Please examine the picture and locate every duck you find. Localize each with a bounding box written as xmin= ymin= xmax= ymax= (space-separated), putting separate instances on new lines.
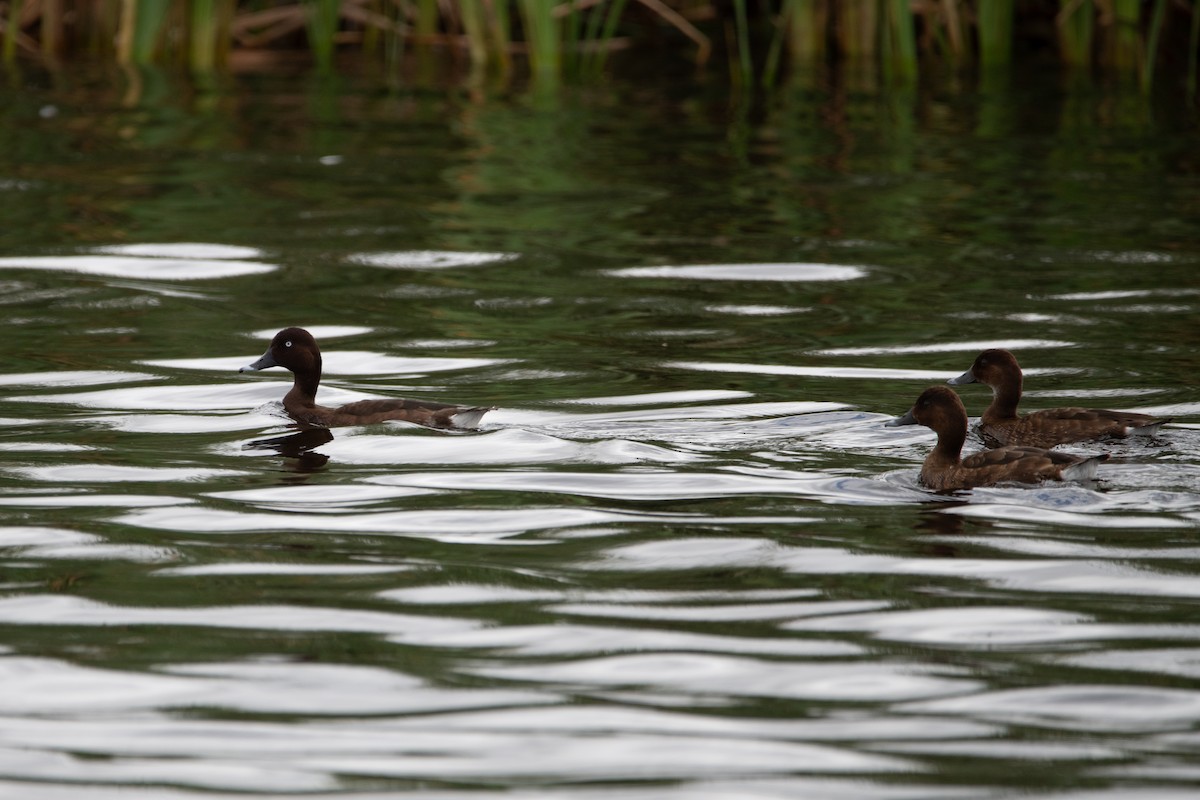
xmin=887 ymin=386 xmax=1107 ymax=491
xmin=947 ymin=348 xmax=1169 ymax=448
xmin=238 ymin=327 xmax=493 ymax=428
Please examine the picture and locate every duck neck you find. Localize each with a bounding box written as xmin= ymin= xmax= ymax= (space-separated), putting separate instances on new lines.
xmin=986 ymin=374 xmax=1022 ymax=421
xmin=286 ymin=360 xmax=321 ymax=408
xmin=930 ymin=422 xmax=966 ymax=465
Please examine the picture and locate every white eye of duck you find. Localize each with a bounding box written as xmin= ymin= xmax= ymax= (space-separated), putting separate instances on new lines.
xmin=285 ymin=341 xmax=293 ymax=348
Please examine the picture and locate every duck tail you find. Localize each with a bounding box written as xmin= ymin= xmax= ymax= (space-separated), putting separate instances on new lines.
xmin=1129 ymin=419 xmax=1170 ymax=436
xmin=450 ymin=406 xmax=496 ymax=429
xmin=1061 ymin=453 xmax=1110 ymax=482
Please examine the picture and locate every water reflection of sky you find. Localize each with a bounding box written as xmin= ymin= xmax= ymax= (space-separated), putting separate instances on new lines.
xmin=0 ymin=72 xmax=1198 ymax=800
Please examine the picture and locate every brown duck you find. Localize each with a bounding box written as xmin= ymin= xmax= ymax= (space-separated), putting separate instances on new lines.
xmin=948 ymin=348 xmax=1168 ymax=448
xmin=888 ymin=386 xmax=1107 ymax=491
xmin=239 ymin=327 xmax=492 ymax=428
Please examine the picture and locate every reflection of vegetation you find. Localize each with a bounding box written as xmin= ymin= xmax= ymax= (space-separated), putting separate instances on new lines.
xmin=0 ymin=1 xmax=1196 ymax=92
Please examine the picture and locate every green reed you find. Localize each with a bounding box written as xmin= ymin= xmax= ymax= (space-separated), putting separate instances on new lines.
xmin=977 ymin=0 xmax=1013 ymax=68
xmin=2 ymin=0 xmax=20 ymax=63
xmin=0 ymin=0 xmax=1196 ymax=95
xmin=115 ymin=0 xmax=171 ymax=65
xmin=881 ymin=0 xmax=917 ymax=81
xmin=1057 ymin=0 xmax=1094 ymax=68
xmin=518 ymin=0 xmax=560 ymax=80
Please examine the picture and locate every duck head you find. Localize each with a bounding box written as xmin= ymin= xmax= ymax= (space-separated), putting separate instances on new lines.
xmin=887 ymin=385 xmax=968 ymax=433
xmin=948 ymin=348 xmax=1022 ymax=390
xmin=239 ymin=327 xmax=322 ymax=376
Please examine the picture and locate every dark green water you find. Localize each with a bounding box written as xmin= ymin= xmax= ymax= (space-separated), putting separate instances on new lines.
xmin=0 ymin=64 xmax=1199 ymax=798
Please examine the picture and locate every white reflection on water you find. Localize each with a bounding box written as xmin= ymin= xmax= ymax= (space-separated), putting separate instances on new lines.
xmin=0 ymin=255 xmax=275 ymax=280
xmin=0 ymin=595 xmax=482 ymax=637
xmin=156 ymin=563 xmax=412 ymax=577
xmin=0 ymin=370 xmax=153 ymax=388
xmin=249 ymin=324 xmax=373 ymax=340
xmin=116 ymin=504 xmax=694 ymax=541
xmin=0 ymin=779 xmax=1000 ymax=800
xmin=585 ymin=538 xmax=1200 ymax=601
xmin=94 ymin=243 xmax=264 ymax=260
xmin=556 ymin=389 xmax=752 ymax=406
xmin=668 ymin=361 xmax=959 ymax=380
xmin=348 ymin=250 xmax=517 ymax=269
xmin=392 ymin=621 xmax=863 ymax=658
xmin=466 ymin=652 xmax=980 ymax=702
xmin=0 ymin=494 xmax=190 ymax=508
xmin=7 ymin=465 xmax=249 ymax=483
xmin=608 ymin=263 xmax=867 ymax=281
xmin=151 ymin=351 xmax=505 ymax=375
xmin=206 ymin=483 xmax=436 ymax=509
xmin=706 ymin=303 xmax=809 ymax=315
xmin=811 ymin=339 xmax=1075 ymax=356
xmin=312 ymin=428 xmax=706 ymax=466
xmin=372 ymin=467 xmax=926 ymax=505
xmin=900 ymin=684 xmax=1200 ymax=733
xmin=1049 ymin=648 xmax=1200 ymax=679
xmin=0 ymin=527 xmax=174 ymax=562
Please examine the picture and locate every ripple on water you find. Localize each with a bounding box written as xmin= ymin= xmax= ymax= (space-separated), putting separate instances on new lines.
xmin=0 ymin=254 xmax=275 ymax=280
xmin=810 ymin=338 xmax=1075 ymax=356
xmin=465 ymin=651 xmax=981 ymax=702
xmin=0 ymin=656 xmax=547 ymax=720
xmin=150 ymin=352 xmax=506 ymax=376
xmin=389 ymin=620 xmax=862 ymax=658
xmin=316 ymin=428 xmax=704 ymax=466
xmin=0 ymin=527 xmax=174 ymax=562
xmin=116 ymin=503 xmax=651 ymax=541
xmin=347 ymin=250 xmax=517 ymax=269
xmin=249 ymin=324 xmax=373 ymax=340
xmin=0 ymin=370 xmax=154 ymax=388
xmin=7 ymin=465 xmax=249 ymax=483
xmin=607 ymin=263 xmax=868 ymax=281
xmin=206 ymin=483 xmax=437 ymax=510
xmin=668 ymin=361 xmax=958 ymax=381
xmin=1048 ymin=648 xmax=1200 ymax=680
xmin=94 ymin=243 xmax=265 ymax=260
xmin=0 ymin=595 xmax=482 ymax=639
xmin=12 ymin=382 xmax=368 ymax=412
xmin=899 ymin=684 xmax=1200 ymax=733
xmin=584 ymin=538 xmax=1200 ymax=601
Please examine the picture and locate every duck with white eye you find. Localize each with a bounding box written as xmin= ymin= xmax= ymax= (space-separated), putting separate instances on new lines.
xmin=239 ymin=327 xmax=493 ymax=429
xmin=887 ymin=385 xmax=1107 ymax=492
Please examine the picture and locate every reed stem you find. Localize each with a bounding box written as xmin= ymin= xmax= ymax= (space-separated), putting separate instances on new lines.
xmin=1058 ymin=0 xmax=1093 ymax=68
xmin=0 ymin=0 xmax=1189 ymax=94
xmin=1189 ymin=0 xmax=1200 ymax=98
xmin=977 ymin=0 xmax=1013 ymax=68
xmin=1141 ymin=0 xmax=1167 ymax=91
xmin=2 ymin=0 xmax=23 ymax=63
xmin=518 ymin=0 xmax=560 ymax=80
xmin=116 ymin=0 xmax=171 ymax=65
xmin=307 ymin=0 xmax=340 ymax=73
xmin=882 ymin=0 xmax=917 ymax=80
xmin=731 ymin=0 xmax=753 ymax=85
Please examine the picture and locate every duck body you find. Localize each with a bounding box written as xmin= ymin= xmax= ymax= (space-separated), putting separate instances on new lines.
xmin=948 ymin=348 xmax=1168 ymax=448
xmin=239 ymin=327 xmax=492 ymax=429
xmin=888 ymin=386 xmax=1107 ymax=491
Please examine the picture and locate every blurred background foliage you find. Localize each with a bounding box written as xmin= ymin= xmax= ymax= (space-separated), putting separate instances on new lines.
xmin=0 ymin=1 xmax=1197 ymax=95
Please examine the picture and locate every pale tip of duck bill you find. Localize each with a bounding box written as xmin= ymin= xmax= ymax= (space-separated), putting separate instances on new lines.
xmin=946 ymin=369 xmax=977 ymax=386
xmin=885 ymin=409 xmax=917 ymax=427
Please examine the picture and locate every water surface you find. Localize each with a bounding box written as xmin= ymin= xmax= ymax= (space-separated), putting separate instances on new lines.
xmin=0 ymin=67 xmax=1199 ymax=798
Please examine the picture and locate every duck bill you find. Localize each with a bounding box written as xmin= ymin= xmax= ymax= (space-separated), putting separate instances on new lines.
xmin=885 ymin=408 xmax=918 ymax=427
xmin=239 ymin=347 xmax=278 ymax=373
xmin=946 ymin=368 xmax=977 ymax=386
